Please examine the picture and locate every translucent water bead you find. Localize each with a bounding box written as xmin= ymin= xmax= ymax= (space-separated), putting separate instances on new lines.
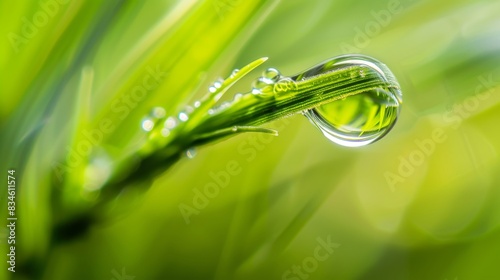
xmin=252 ymin=68 xmax=281 ymax=97
xmin=141 ymin=107 xmax=166 ymax=132
xmin=298 ymin=54 xmax=403 ymax=147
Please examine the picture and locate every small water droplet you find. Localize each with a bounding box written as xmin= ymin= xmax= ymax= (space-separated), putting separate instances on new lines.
xmin=263 ymin=68 xmax=280 ymax=82
xmin=209 ymin=86 xmax=217 ymax=93
xmin=142 ymin=118 xmax=155 ymax=131
xmin=233 ymin=93 xmax=243 ymax=101
xmin=141 ymin=118 xmax=155 ymax=132
xmin=252 ymin=77 xmax=274 ymax=96
xmin=142 ymin=107 xmax=168 ymax=132
xmin=185 ymin=105 xmax=194 ymax=113
xmin=230 ymin=69 xmax=239 ymax=78
xmin=208 ymin=109 xmax=215 ymax=115
xmin=194 ymin=100 xmax=201 ymax=108
xmin=178 ymin=112 xmax=189 ymax=122
xmin=300 ymin=55 xmax=402 ymax=147
xmin=150 ymin=107 xmax=166 ymax=118
xmin=165 ymin=117 xmax=177 ymax=129
xmin=213 ymin=79 xmax=223 ymax=89
xmin=186 ymin=148 xmax=197 ymax=159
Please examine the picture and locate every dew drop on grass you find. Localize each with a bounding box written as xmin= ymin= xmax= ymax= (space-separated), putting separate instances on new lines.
xmin=150 ymin=107 xmax=166 ymax=118
xmin=164 ymin=117 xmax=177 ymax=129
xmin=185 ymin=148 xmax=197 ymax=159
xmin=142 ymin=107 xmax=167 ymax=132
xmin=298 ymin=54 xmax=403 ymax=147
xmin=178 ymin=112 xmax=189 ymax=122
xmin=141 ymin=118 xmax=155 ymax=132
xmin=252 ymin=68 xmax=281 ymax=97
xmin=230 ymin=69 xmax=239 ymax=78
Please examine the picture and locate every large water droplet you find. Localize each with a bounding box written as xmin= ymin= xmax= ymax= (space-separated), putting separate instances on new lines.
xmin=300 ymin=55 xmax=402 ymax=147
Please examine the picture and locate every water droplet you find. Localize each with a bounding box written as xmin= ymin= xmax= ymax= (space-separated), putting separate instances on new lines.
xmin=185 ymin=148 xmax=197 ymax=159
xmin=233 ymin=93 xmax=243 ymax=101
xmin=262 ymin=68 xmax=280 ymax=82
xmin=185 ymin=105 xmax=194 ymax=114
xmin=194 ymin=100 xmax=201 ymax=108
xmin=213 ymin=79 xmax=223 ymax=89
xmin=230 ymin=69 xmax=239 ymax=78
xmin=251 ymin=68 xmax=283 ymax=96
xmin=208 ymin=109 xmax=215 ymax=115
xmin=209 ymin=86 xmax=217 ymax=93
xmin=178 ymin=112 xmax=189 ymax=122
xmin=150 ymin=107 xmax=166 ymax=118
xmin=165 ymin=117 xmax=177 ymax=129
xmin=252 ymin=77 xmax=274 ymax=96
xmin=300 ymin=55 xmax=402 ymax=147
xmin=142 ymin=107 xmax=167 ymax=132
xmin=141 ymin=118 xmax=155 ymax=132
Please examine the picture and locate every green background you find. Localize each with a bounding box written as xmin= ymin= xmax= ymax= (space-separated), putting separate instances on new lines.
xmin=1 ymin=0 xmax=499 ymax=279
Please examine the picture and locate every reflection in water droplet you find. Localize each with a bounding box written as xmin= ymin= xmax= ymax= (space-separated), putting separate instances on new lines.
xmin=300 ymin=55 xmax=402 ymax=147
xmin=186 ymin=148 xmax=197 ymax=159
xmin=141 ymin=118 xmax=155 ymax=132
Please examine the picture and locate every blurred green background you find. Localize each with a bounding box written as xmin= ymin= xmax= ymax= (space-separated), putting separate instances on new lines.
xmin=1 ymin=0 xmax=500 ymax=279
